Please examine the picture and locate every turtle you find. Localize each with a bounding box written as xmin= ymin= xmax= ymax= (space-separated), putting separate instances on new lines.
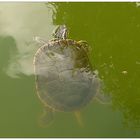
xmin=33 ymin=25 xmax=109 ymax=127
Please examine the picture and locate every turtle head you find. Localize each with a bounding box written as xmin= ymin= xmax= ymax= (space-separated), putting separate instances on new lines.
xmin=53 ymin=25 xmax=68 ymax=39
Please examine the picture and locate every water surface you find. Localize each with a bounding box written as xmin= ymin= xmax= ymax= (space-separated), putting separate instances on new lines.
xmin=0 ymin=2 xmax=140 ymax=137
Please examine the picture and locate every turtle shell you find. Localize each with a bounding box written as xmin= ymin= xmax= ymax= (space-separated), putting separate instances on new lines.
xmin=34 ymin=39 xmax=100 ymax=112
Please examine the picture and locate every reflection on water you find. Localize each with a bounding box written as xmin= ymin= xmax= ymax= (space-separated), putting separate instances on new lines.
xmin=0 ymin=3 xmax=54 ymax=78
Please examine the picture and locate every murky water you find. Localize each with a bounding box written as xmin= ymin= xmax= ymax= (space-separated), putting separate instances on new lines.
xmin=0 ymin=2 xmax=140 ymax=137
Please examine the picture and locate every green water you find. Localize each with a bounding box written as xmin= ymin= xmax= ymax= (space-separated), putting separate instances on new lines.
xmin=0 ymin=2 xmax=140 ymax=137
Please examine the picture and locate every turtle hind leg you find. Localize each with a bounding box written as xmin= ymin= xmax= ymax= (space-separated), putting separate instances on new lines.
xmin=95 ymin=92 xmax=112 ymax=105
xmin=91 ymin=77 xmax=112 ymax=105
xmin=38 ymin=107 xmax=54 ymax=128
xmin=74 ymin=111 xmax=84 ymax=127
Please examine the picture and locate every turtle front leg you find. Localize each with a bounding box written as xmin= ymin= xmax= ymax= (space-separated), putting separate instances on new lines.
xmin=77 ymin=40 xmax=91 ymax=51
xmin=34 ymin=36 xmax=48 ymax=46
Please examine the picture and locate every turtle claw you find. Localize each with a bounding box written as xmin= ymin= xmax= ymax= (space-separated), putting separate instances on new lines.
xmin=77 ymin=40 xmax=88 ymax=46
